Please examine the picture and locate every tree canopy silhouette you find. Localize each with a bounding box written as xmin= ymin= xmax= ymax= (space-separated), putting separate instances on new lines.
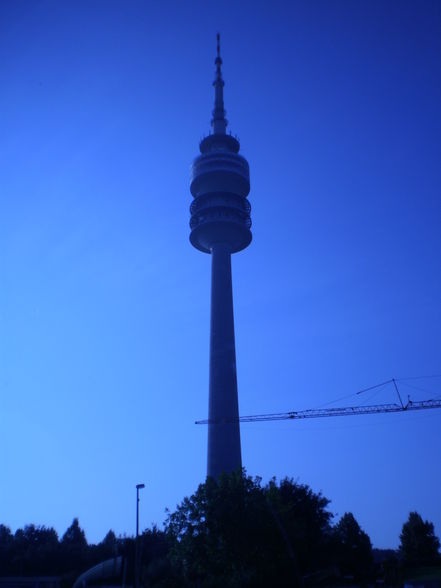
xmin=399 ymin=511 xmax=440 ymax=566
xmin=332 ymin=512 xmax=373 ymax=579
xmin=0 ymin=475 xmax=407 ymax=586
xmin=164 ymin=470 xmax=333 ymax=587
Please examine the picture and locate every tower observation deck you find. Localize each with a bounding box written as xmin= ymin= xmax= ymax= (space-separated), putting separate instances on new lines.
xmin=190 ymin=35 xmax=252 ymax=479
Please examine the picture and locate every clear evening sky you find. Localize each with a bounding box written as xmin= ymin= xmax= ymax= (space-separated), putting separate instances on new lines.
xmin=1 ymin=0 xmax=440 ymax=549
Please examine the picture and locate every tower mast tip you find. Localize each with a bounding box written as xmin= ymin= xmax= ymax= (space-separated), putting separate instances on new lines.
xmin=212 ymin=33 xmax=227 ymax=134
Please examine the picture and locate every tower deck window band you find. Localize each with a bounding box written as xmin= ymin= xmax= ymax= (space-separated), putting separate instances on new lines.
xmin=189 ymin=35 xmax=252 ymax=479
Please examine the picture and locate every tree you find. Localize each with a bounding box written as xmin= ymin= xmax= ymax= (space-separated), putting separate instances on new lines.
xmin=267 ymin=476 xmax=333 ymax=573
xmin=61 ymin=517 xmax=87 ymax=547
xmin=101 ymin=529 xmax=118 ymax=554
xmin=60 ymin=518 xmax=88 ymax=572
xmin=140 ymin=526 xmax=172 ymax=587
xmin=89 ymin=529 xmax=119 ymax=562
xmin=0 ymin=525 xmax=13 ymax=572
xmin=164 ymin=470 xmax=333 ymax=587
xmin=399 ymin=511 xmax=440 ymax=566
xmin=11 ymin=525 xmax=59 ymax=574
xmin=333 ymin=512 xmax=373 ymax=579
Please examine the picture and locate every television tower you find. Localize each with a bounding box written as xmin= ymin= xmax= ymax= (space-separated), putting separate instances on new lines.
xmin=189 ymin=35 xmax=252 ymax=479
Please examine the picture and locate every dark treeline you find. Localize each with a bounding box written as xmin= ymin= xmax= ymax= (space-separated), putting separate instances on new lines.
xmin=0 ymin=518 xmax=138 ymax=582
xmin=0 ymin=471 xmax=439 ymax=587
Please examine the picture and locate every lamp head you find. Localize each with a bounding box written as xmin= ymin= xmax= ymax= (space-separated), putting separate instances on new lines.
xmin=136 ymin=483 xmax=145 ymax=490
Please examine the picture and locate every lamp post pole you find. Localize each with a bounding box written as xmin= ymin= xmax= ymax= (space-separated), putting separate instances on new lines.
xmin=135 ymin=483 xmax=145 ymax=588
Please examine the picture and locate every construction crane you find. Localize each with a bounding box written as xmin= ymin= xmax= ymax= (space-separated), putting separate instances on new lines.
xmin=195 ymin=377 xmax=441 ymax=425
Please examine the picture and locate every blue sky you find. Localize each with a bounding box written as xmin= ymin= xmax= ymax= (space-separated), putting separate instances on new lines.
xmin=1 ymin=0 xmax=440 ymax=549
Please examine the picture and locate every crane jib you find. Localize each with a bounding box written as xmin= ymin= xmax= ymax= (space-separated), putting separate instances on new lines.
xmin=194 ymin=399 xmax=441 ymax=425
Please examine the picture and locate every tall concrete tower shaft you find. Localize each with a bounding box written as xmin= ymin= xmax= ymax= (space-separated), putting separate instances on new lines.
xmin=189 ymin=36 xmax=252 ymax=479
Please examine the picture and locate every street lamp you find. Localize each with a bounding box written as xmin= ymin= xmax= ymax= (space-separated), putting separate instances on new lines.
xmin=136 ymin=483 xmax=145 ymax=538
xmin=135 ymin=483 xmax=145 ymax=588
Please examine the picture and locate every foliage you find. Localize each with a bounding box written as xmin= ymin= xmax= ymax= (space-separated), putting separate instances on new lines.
xmin=332 ymin=512 xmax=373 ymax=579
xmin=8 ymin=477 xmax=438 ymax=587
xmin=164 ymin=469 xmax=333 ymax=587
xmin=8 ymin=524 xmax=59 ymax=574
xmin=101 ymin=529 xmax=117 ymax=547
xmin=0 ymin=524 xmax=14 ymax=570
xmin=399 ymin=511 xmax=440 ymax=566
xmin=139 ymin=526 xmax=173 ymax=586
xmin=0 ymin=519 xmax=125 ymax=577
xmin=61 ymin=517 xmax=87 ymax=548
xmin=59 ymin=518 xmax=88 ymax=572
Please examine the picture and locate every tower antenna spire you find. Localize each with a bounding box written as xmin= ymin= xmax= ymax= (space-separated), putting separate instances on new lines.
xmin=212 ymin=33 xmax=227 ymax=134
